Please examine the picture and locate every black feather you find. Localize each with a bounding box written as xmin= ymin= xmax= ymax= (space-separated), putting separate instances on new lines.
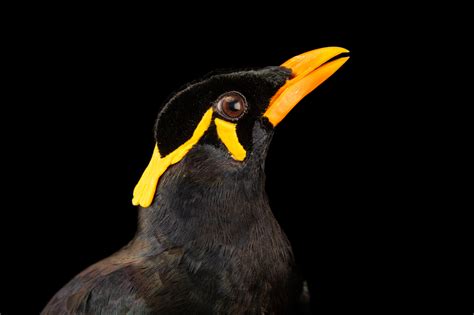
xmin=42 ymin=66 xmax=307 ymax=314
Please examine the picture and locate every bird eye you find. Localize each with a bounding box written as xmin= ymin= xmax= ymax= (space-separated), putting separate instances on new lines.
xmin=215 ymin=91 xmax=247 ymax=121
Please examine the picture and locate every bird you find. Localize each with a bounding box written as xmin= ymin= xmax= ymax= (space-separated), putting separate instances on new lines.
xmin=42 ymin=47 xmax=349 ymax=314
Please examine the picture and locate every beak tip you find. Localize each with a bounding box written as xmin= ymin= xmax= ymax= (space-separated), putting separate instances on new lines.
xmin=340 ymin=56 xmax=350 ymax=63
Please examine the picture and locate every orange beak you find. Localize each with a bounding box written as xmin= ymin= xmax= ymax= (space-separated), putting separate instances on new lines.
xmin=264 ymin=47 xmax=350 ymax=126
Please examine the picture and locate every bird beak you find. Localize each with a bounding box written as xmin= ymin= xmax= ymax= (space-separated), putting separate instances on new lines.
xmin=263 ymin=47 xmax=350 ymax=126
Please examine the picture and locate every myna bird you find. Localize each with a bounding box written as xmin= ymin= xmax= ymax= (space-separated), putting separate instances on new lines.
xmin=43 ymin=47 xmax=349 ymax=314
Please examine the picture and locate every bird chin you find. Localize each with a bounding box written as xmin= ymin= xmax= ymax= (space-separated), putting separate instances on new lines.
xmin=247 ymin=120 xmax=274 ymax=162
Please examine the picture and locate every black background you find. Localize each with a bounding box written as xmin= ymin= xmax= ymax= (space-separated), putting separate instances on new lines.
xmin=0 ymin=8 xmax=455 ymax=315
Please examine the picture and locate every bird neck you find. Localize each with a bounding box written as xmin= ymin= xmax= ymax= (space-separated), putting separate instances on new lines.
xmin=131 ymin=144 xmax=298 ymax=313
xmin=135 ymin=143 xmax=280 ymax=248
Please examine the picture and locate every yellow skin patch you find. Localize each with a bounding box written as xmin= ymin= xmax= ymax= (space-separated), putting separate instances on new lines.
xmin=132 ymin=108 xmax=214 ymax=207
xmin=214 ymin=118 xmax=246 ymax=161
xmin=132 ymin=108 xmax=246 ymax=208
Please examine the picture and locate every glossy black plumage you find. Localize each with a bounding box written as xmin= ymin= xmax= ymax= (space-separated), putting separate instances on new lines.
xmin=42 ymin=66 xmax=305 ymax=314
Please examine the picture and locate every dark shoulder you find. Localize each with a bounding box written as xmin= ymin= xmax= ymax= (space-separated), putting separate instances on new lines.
xmin=42 ymin=245 xmax=185 ymax=314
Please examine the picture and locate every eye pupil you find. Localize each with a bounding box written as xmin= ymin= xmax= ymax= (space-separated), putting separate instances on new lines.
xmin=216 ymin=92 xmax=247 ymax=120
xmin=226 ymin=99 xmax=241 ymax=112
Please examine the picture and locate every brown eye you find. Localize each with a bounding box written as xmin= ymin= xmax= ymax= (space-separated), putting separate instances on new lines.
xmin=215 ymin=91 xmax=247 ymax=121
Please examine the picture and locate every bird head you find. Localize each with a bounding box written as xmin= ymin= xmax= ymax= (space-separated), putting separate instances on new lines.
xmin=132 ymin=47 xmax=349 ymax=208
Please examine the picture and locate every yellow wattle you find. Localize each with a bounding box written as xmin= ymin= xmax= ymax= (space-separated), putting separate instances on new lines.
xmin=214 ymin=118 xmax=247 ymax=161
xmin=132 ymin=108 xmax=213 ymax=208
